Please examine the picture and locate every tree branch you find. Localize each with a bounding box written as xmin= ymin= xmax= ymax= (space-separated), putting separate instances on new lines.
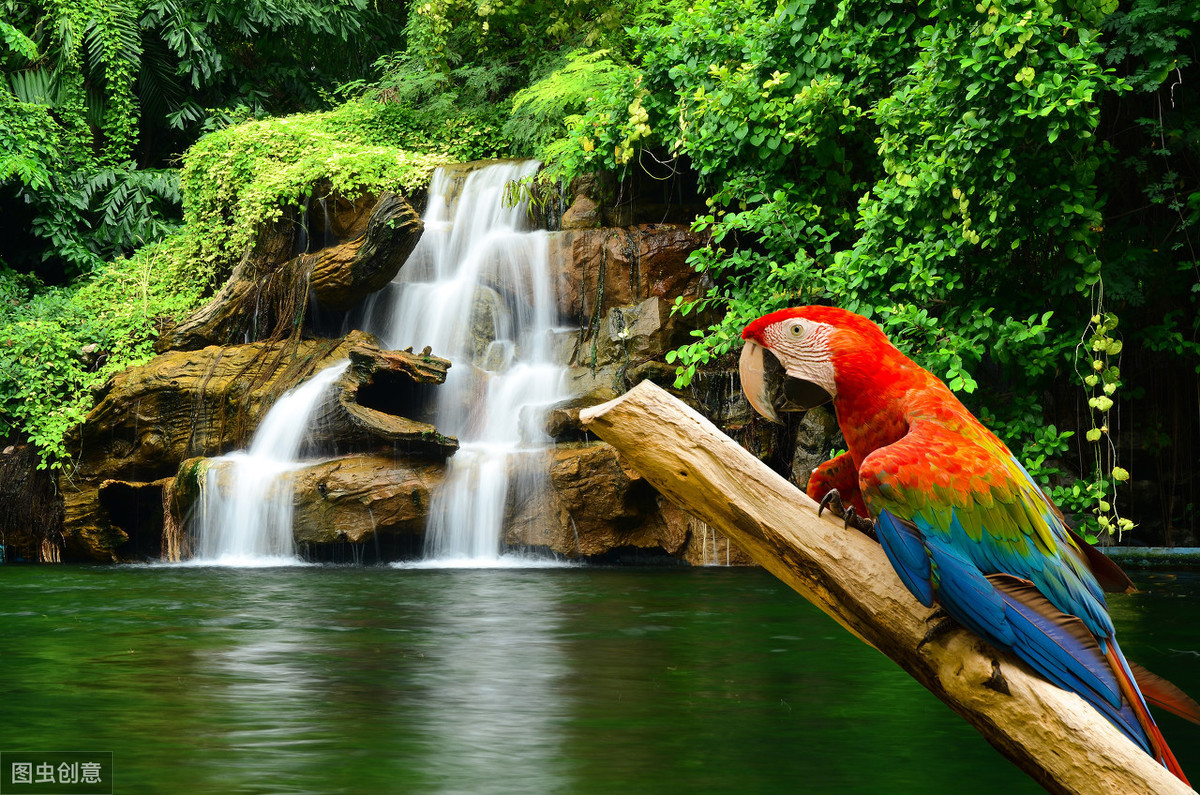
xmin=579 ymin=381 xmax=1193 ymax=795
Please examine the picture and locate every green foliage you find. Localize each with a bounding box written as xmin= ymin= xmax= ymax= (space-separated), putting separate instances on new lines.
xmin=365 ymin=54 xmax=514 ymax=163
xmin=375 ymin=0 xmax=652 ymax=166
xmin=521 ymin=0 xmax=1199 ymax=530
xmin=1 ymin=0 xmax=406 ymax=281
xmin=0 ymin=93 xmax=61 ymax=192
xmin=177 ymin=103 xmax=444 ymax=289
xmin=1 ymin=102 xmax=444 ymax=468
xmin=402 ymin=0 xmax=637 ymax=74
xmin=25 ymin=164 xmax=183 ymax=277
xmin=507 ymin=49 xmax=632 ymax=154
xmin=0 ymin=20 xmax=38 ymax=62
xmin=0 ymin=261 xmax=161 ymax=468
xmin=634 ymin=0 xmax=1116 ymax=394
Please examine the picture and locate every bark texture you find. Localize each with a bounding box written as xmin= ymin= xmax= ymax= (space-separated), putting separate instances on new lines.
xmin=579 ymin=380 xmax=1194 ymax=795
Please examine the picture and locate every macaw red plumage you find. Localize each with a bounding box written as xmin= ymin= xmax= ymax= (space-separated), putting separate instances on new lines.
xmin=740 ymin=305 xmax=1197 ymax=783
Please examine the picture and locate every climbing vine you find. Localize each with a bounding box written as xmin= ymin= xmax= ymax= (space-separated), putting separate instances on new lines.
xmin=1077 ymin=301 xmax=1134 ymax=542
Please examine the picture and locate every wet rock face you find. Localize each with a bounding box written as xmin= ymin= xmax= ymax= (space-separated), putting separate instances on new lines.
xmin=791 ymin=405 xmax=841 ymax=490
xmin=548 ymin=225 xmax=708 ymax=324
xmin=289 ymin=455 xmax=444 ymax=545
xmin=0 ymin=444 xmax=63 ymax=563
xmin=500 ymin=441 xmax=749 ymax=564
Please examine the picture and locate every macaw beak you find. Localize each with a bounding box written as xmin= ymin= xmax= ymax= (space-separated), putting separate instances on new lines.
xmin=739 ymin=339 xmax=833 ymax=425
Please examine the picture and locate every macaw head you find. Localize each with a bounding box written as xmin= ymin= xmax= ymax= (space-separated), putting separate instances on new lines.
xmin=739 ymin=305 xmax=888 ymax=424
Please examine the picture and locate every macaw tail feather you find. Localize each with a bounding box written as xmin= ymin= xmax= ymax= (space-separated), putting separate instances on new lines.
xmin=984 ymin=575 xmax=1146 ymax=746
xmin=1108 ymin=644 xmax=1191 ymax=785
xmin=876 ymin=510 xmax=1192 ymax=782
xmin=1130 ymin=661 xmax=1200 ymax=725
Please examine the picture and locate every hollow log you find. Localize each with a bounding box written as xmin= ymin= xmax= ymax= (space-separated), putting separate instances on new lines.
xmin=305 ymin=343 xmax=458 ymax=457
xmin=579 ymin=381 xmax=1194 ymax=795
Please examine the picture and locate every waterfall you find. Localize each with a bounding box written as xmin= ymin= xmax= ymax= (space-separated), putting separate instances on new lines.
xmin=189 ymin=160 xmax=567 ymax=567
xmin=365 ymin=160 xmax=571 ymax=565
xmin=192 ymin=362 xmax=349 ymax=565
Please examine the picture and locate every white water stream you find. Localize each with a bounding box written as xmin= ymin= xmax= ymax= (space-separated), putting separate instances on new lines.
xmin=192 ymin=362 xmax=348 ymax=565
xmin=193 ymin=160 xmax=570 ymax=566
xmin=365 ymin=160 xmax=571 ymax=565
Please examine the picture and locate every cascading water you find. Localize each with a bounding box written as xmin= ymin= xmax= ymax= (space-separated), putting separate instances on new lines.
xmin=191 ymin=160 xmax=566 ymax=566
xmin=365 ymin=160 xmax=571 ymax=564
xmin=193 ymin=362 xmax=349 ymax=565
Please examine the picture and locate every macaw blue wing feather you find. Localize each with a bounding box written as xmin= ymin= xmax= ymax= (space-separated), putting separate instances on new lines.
xmin=875 ymin=510 xmax=934 ymax=608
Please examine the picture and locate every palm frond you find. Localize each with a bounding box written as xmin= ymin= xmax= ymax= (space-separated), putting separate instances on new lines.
xmin=8 ymin=67 xmax=56 ymax=105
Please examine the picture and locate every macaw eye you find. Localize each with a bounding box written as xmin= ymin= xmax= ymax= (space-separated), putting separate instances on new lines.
xmin=789 ymin=323 xmax=804 ymax=337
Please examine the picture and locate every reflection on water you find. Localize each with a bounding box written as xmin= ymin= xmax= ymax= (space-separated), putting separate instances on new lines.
xmin=1 ymin=566 xmax=1197 ymax=793
xmin=415 ymin=573 xmax=569 ymax=793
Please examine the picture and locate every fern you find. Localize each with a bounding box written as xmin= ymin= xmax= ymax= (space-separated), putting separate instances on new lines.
xmin=7 ymin=69 xmax=57 ymax=106
xmin=506 ymin=48 xmax=629 ymax=150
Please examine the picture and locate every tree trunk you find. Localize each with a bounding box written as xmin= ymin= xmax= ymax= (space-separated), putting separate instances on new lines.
xmin=579 ymin=381 xmax=1193 ymax=795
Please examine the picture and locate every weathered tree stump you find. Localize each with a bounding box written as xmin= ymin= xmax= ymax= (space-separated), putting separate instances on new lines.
xmin=309 ymin=192 xmax=423 ymax=311
xmin=579 ymin=380 xmax=1193 ymax=795
xmin=159 ymin=192 xmax=421 ymax=352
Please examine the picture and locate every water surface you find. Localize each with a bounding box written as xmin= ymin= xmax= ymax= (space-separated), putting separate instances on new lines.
xmin=1 ymin=566 xmax=1197 ymax=793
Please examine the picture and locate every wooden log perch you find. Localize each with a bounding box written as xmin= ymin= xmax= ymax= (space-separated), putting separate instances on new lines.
xmin=579 ymin=380 xmax=1194 ymax=795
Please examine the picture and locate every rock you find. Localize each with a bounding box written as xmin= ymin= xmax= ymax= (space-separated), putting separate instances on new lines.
xmin=540 ymin=387 xmax=620 ymax=440
xmin=662 ymin=501 xmax=756 ymax=566
xmin=469 ymin=286 xmax=505 ymax=363
xmin=162 ymin=453 xmax=444 ymax=558
xmin=319 ymin=190 xmax=378 ymax=241
xmin=560 ymin=194 xmax=601 ymax=229
xmin=290 ymin=455 xmax=444 ymax=546
xmin=61 ymin=331 xmax=454 ymax=561
xmin=0 ymin=444 xmax=63 ymax=562
xmin=156 ymin=212 xmax=300 ymax=352
xmin=505 ymin=442 xmax=682 ymax=557
xmin=591 ymin=296 xmax=691 ymax=367
xmin=625 ymin=360 xmax=677 ymax=387
xmin=567 ymin=172 xmax=618 ymax=209
xmin=96 ymin=477 xmax=175 ymax=561
xmin=556 ymin=297 xmax=694 ymax=401
xmin=790 ymin=405 xmax=841 ymax=490
xmin=547 ymin=224 xmax=709 ymax=324
xmin=310 ymin=343 xmax=457 ymax=457
xmin=502 ymin=442 xmax=755 ymax=564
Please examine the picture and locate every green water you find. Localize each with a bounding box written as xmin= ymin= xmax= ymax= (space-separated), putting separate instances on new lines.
xmin=1 ymin=565 xmax=1197 ymax=794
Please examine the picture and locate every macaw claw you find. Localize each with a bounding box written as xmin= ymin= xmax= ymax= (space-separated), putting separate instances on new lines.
xmin=917 ymin=608 xmax=957 ymax=653
xmin=816 ymin=489 xmax=842 ymax=519
xmin=817 ymin=489 xmax=877 ymax=540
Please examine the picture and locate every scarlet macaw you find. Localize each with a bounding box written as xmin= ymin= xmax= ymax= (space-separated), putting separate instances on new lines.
xmin=739 ymin=305 xmax=1196 ymax=783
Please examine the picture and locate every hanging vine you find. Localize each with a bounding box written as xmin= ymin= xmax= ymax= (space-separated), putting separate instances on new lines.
xmin=1076 ymin=286 xmax=1134 ymax=543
